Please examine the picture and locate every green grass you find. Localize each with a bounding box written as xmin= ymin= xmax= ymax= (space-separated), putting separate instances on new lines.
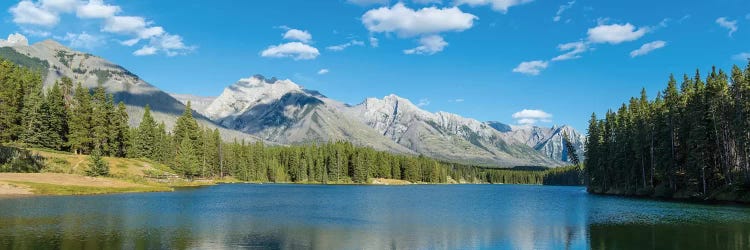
xmin=7 ymin=181 xmax=172 ymax=195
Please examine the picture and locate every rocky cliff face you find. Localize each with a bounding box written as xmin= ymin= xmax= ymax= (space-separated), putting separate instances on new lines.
xmin=345 ymin=95 xmax=562 ymax=167
xmin=496 ymin=124 xmax=586 ymax=163
xmin=201 ymin=76 xmax=413 ymax=153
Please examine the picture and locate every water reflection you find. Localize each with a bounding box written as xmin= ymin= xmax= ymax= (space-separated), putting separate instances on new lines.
xmin=1 ymin=184 xmax=749 ymax=249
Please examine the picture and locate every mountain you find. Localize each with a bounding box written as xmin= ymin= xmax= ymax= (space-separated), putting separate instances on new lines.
xmin=202 ymin=76 xmax=413 ymax=153
xmin=493 ymin=124 xmax=586 ymax=163
xmin=169 ymin=94 xmax=216 ymax=116
xmin=347 ymin=95 xmax=561 ymax=167
xmin=0 ymin=39 xmax=261 ymax=142
xmin=202 ymin=76 xmax=564 ymax=167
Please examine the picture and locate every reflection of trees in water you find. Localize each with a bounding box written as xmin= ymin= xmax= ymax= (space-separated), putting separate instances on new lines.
xmin=588 ymin=223 xmax=750 ymax=250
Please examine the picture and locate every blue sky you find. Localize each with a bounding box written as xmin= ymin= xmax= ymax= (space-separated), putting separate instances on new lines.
xmin=1 ymin=0 xmax=749 ymax=131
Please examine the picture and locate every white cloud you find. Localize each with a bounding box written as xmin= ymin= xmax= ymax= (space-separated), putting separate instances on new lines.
xmin=58 ymin=32 xmax=103 ymax=49
xmin=455 ymin=0 xmax=533 ymax=13
xmin=7 ymin=0 xmax=193 ymax=57
xmin=41 ymin=0 xmax=79 ymax=13
xmin=260 ymin=42 xmax=320 ymax=60
xmin=630 ymin=40 xmax=666 ymax=58
xmin=553 ymin=1 xmax=575 ymax=22
xmin=417 ymin=98 xmax=430 ymax=107
xmin=10 ymin=1 xmax=59 ymax=26
xmin=450 ymin=98 xmax=464 ymax=103
xmin=317 ymin=69 xmax=329 ymax=75
xmin=369 ymin=36 xmax=379 ymax=47
xmin=21 ymin=28 xmax=50 ymax=37
xmin=733 ymin=52 xmax=750 ymax=61
xmin=362 ymin=3 xmax=477 ymax=37
xmin=403 ymin=35 xmax=448 ymax=55
xmin=103 ymin=16 xmax=146 ymax=34
xmin=326 ymin=40 xmax=365 ymax=51
xmin=346 ymin=0 xmax=388 ymax=6
xmin=0 ymin=33 xmax=29 ymax=47
xmin=512 ymin=60 xmax=548 ymax=75
xmin=716 ymin=17 xmax=738 ymax=37
xmin=587 ymin=23 xmax=648 ymax=44
xmin=137 ymin=26 xmax=164 ymax=39
xmin=283 ymin=29 xmax=312 ymax=43
xmin=512 ymin=109 xmax=552 ymax=125
xmin=76 ymin=0 xmax=119 ymax=19
xmin=551 ymin=41 xmax=588 ymax=61
xmin=133 ymin=45 xmax=156 ymax=56
xmin=120 ymin=38 xmax=139 ymax=46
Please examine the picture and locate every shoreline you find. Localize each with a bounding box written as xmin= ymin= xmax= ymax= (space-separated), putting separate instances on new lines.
xmin=0 ymin=173 xmax=545 ymax=198
xmin=587 ymin=187 xmax=750 ymax=206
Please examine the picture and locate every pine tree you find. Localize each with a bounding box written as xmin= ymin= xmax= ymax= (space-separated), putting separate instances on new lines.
xmin=46 ymin=82 xmax=68 ymax=150
xmin=68 ymin=83 xmax=93 ymax=154
xmin=85 ymin=147 xmax=109 ymax=177
xmin=110 ymin=102 xmax=130 ymax=157
xmin=175 ymin=136 xmax=199 ymax=178
xmin=90 ymin=84 xmax=110 ymax=154
xmin=133 ymin=105 xmax=158 ymax=158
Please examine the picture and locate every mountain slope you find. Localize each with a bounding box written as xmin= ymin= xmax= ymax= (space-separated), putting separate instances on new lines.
xmin=203 ymin=76 xmax=413 ymax=153
xmin=493 ymin=123 xmax=586 ymax=163
xmin=2 ymin=40 xmax=261 ymax=142
xmin=347 ymin=95 xmax=562 ymax=167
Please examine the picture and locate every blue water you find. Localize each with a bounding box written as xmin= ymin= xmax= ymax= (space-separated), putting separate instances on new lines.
xmin=1 ymin=184 xmax=749 ymax=249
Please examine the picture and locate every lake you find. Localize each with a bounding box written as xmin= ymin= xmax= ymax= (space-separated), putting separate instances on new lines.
xmin=1 ymin=184 xmax=749 ymax=249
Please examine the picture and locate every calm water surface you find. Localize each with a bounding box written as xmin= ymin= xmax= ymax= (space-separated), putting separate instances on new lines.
xmin=1 ymin=184 xmax=749 ymax=249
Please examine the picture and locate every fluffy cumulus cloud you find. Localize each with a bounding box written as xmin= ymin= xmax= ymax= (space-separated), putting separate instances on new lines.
xmin=362 ymin=3 xmax=475 ymax=55
xmin=630 ymin=40 xmax=666 ymax=58
xmin=512 ymin=109 xmax=552 ymax=125
xmin=283 ymin=29 xmax=312 ymax=43
xmin=10 ymin=1 xmax=59 ymax=26
xmin=7 ymin=0 xmax=193 ymax=56
xmin=317 ymin=69 xmax=329 ymax=75
xmin=455 ymin=0 xmax=533 ymax=13
xmin=261 ymin=27 xmax=320 ymax=60
xmin=326 ymin=40 xmax=364 ymax=51
xmin=716 ymin=17 xmax=738 ymax=37
xmin=553 ymin=1 xmax=575 ymax=22
xmin=587 ymin=23 xmax=648 ymax=44
xmin=362 ymin=3 xmax=476 ymax=37
xmin=76 ymin=0 xmax=119 ymax=19
xmin=0 ymin=33 xmax=29 ymax=47
xmin=403 ymin=35 xmax=447 ymax=55
xmin=261 ymin=42 xmax=320 ymax=60
xmin=41 ymin=0 xmax=79 ymax=13
xmin=512 ymin=60 xmax=548 ymax=76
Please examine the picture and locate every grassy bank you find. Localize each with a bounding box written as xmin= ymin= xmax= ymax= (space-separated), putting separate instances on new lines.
xmin=0 ymin=147 xmax=217 ymax=197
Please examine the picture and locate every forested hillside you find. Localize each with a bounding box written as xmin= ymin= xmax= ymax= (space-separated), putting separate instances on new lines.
xmin=0 ymin=59 xmax=581 ymax=185
xmin=585 ymin=63 xmax=750 ymax=202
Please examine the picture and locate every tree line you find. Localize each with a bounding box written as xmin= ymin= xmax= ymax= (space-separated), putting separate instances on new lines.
xmin=585 ymin=63 xmax=750 ymax=197
xmin=0 ymin=58 xmax=581 ymax=184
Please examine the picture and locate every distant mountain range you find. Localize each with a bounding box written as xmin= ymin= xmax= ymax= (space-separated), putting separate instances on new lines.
xmin=1 ymin=39 xmax=584 ymax=167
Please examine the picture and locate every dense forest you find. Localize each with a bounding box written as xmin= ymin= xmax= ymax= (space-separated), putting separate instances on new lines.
xmin=0 ymin=58 xmax=581 ymax=184
xmin=585 ymin=63 xmax=750 ymax=200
